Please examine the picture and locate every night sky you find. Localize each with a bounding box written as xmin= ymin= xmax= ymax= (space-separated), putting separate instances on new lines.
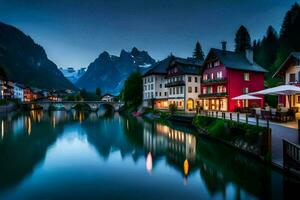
xmin=0 ymin=0 xmax=298 ymax=68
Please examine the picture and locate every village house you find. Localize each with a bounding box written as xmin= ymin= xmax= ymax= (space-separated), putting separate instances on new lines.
xmin=0 ymin=79 xmax=14 ymax=99
xmin=165 ymin=57 xmax=202 ymax=111
xmin=142 ymin=57 xmax=171 ymax=109
xmin=24 ymin=87 xmax=36 ymax=102
xmin=273 ymin=52 xmax=300 ymax=109
xmin=13 ymin=83 xmax=25 ymax=101
xmin=199 ymin=42 xmax=267 ymax=112
xmin=101 ymin=93 xmax=117 ymax=102
xmin=142 ymin=56 xmax=203 ymax=111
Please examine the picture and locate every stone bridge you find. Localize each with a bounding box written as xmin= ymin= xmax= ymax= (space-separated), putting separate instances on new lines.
xmin=22 ymin=101 xmax=123 ymax=112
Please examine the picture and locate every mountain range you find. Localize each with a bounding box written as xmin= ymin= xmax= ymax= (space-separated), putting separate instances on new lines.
xmin=59 ymin=67 xmax=86 ymax=83
xmin=76 ymin=47 xmax=155 ymax=94
xmin=0 ymin=22 xmax=75 ymax=90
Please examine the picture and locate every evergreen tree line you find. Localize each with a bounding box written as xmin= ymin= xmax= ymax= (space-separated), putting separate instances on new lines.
xmin=192 ymin=2 xmax=300 ymax=81
xmin=253 ymin=3 xmax=300 ymax=78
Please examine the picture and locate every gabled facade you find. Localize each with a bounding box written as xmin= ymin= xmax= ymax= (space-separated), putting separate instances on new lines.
xmin=142 ymin=57 xmax=172 ymax=109
xmin=199 ymin=46 xmax=266 ymax=112
xmin=101 ymin=93 xmax=116 ymax=102
xmin=273 ymin=52 xmax=300 ymax=108
xmin=142 ymin=56 xmax=203 ymax=111
xmin=14 ymin=83 xmax=25 ymax=101
xmin=165 ymin=58 xmax=202 ymax=111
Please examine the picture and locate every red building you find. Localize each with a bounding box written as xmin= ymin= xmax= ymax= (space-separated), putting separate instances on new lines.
xmin=199 ymin=44 xmax=267 ymax=112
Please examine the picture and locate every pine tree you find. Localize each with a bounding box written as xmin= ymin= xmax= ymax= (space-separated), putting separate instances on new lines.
xmin=193 ymin=41 xmax=204 ymax=60
xmin=274 ymin=3 xmax=300 ymax=69
xmin=234 ymin=25 xmax=251 ymax=54
xmin=254 ymin=26 xmax=279 ymax=70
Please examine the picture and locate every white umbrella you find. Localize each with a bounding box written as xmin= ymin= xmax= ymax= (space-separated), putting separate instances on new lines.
xmin=232 ymin=94 xmax=262 ymax=100
xmin=249 ymin=85 xmax=300 ymax=108
xmin=249 ymin=85 xmax=300 ymax=95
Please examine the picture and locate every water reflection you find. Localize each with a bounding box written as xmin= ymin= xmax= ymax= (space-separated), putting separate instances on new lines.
xmin=0 ymin=111 xmax=298 ymax=200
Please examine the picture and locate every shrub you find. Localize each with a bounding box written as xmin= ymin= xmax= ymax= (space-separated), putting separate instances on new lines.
xmin=169 ymin=103 xmax=178 ymax=115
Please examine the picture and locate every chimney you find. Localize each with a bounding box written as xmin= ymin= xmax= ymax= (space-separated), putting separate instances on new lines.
xmin=221 ymin=41 xmax=227 ymax=52
xmin=245 ymin=48 xmax=254 ymax=64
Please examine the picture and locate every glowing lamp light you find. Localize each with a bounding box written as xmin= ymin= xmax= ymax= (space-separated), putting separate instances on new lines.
xmin=183 ymin=159 xmax=189 ymax=176
xmin=146 ymin=152 xmax=152 ymax=173
xmin=237 ymin=100 xmax=241 ymax=107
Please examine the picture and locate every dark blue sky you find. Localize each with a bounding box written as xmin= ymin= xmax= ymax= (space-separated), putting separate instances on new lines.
xmin=0 ymin=0 xmax=298 ymax=68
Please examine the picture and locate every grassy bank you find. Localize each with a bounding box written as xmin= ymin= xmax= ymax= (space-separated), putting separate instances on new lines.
xmin=193 ymin=115 xmax=271 ymax=162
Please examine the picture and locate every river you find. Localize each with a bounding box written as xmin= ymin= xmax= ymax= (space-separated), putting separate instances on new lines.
xmin=0 ymin=111 xmax=298 ymax=200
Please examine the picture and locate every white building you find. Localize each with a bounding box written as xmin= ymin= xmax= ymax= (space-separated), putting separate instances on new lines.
xmin=13 ymin=83 xmax=25 ymax=101
xmin=101 ymin=93 xmax=116 ymax=102
xmin=142 ymin=56 xmax=203 ymax=111
xmin=142 ymin=57 xmax=171 ymax=109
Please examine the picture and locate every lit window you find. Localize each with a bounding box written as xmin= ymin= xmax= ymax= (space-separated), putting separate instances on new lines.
xmin=244 ymin=73 xmax=250 ymax=81
xmin=203 ymin=74 xmax=208 ymax=80
xmin=211 ymin=73 xmax=214 ymax=79
xmin=243 ymin=87 xmax=249 ymax=94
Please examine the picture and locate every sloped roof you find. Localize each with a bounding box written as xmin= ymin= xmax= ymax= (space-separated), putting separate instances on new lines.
xmin=273 ymin=52 xmax=300 ymax=78
xmin=143 ymin=56 xmax=203 ymax=77
xmin=291 ymin=52 xmax=300 ymax=60
xmin=142 ymin=57 xmax=173 ymax=77
xmin=207 ymin=48 xmax=267 ymax=73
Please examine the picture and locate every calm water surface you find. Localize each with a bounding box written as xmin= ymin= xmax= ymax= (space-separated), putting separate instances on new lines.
xmin=0 ymin=110 xmax=299 ymax=200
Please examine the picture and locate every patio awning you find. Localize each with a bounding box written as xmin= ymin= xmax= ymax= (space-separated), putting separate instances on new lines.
xmin=232 ymin=94 xmax=262 ymax=100
xmin=249 ymin=85 xmax=300 ymax=96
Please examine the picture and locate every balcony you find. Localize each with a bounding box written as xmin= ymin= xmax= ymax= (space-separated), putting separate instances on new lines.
xmin=165 ymin=80 xmax=185 ymax=87
xmin=198 ymin=92 xmax=228 ymax=98
xmin=202 ymin=78 xmax=227 ymax=85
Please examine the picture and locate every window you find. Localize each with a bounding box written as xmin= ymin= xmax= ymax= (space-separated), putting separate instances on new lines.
xmin=173 ymin=87 xmax=175 ymax=94
xmin=203 ymin=87 xmax=207 ymax=94
xmin=176 ymin=87 xmax=179 ymax=94
xmin=203 ymin=74 xmax=208 ymax=80
xmin=188 ymin=76 xmax=192 ymax=82
xmin=144 ymin=85 xmax=147 ymax=91
xmin=244 ymin=73 xmax=250 ymax=81
xmin=195 ymin=77 xmax=198 ymax=82
xmin=195 ymin=87 xmax=198 ymax=93
xmin=160 ymin=84 xmax=162 ymax=88
xmin=164 ymin=92 xmax=167 ymax=96
xmin=211 ymin=73 xmax=214 ymax=79
xmin=151 ymin=84 xmax=154 ymax=90
xmin=207 ymin=86 xmax=213 ymax=94
xmin=180 ymin=86 xmax=183 ymax=94
xmin=290 ymin=73 xmax=296 ymax=82
xmin=217 ymin=71 xmax=223 ymax=79
xmin=155 ymin=92 xmax=157 ymax=96
xmin=243 ymin=87 xmax=249 ymax=94
xmin=214 ymin=60 xmax=220 ymax=67
xmin=159 ymin=92 xmax=161 ymax=96
xmin=170 ymin=88 xmax=172 ymax=95
xmin=188 ymin=87 xmax=192 ymax=93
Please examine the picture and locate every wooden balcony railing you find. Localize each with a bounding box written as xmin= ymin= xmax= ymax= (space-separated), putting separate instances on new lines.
xmin=202 ymin=78 xmax=227 ymax=85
